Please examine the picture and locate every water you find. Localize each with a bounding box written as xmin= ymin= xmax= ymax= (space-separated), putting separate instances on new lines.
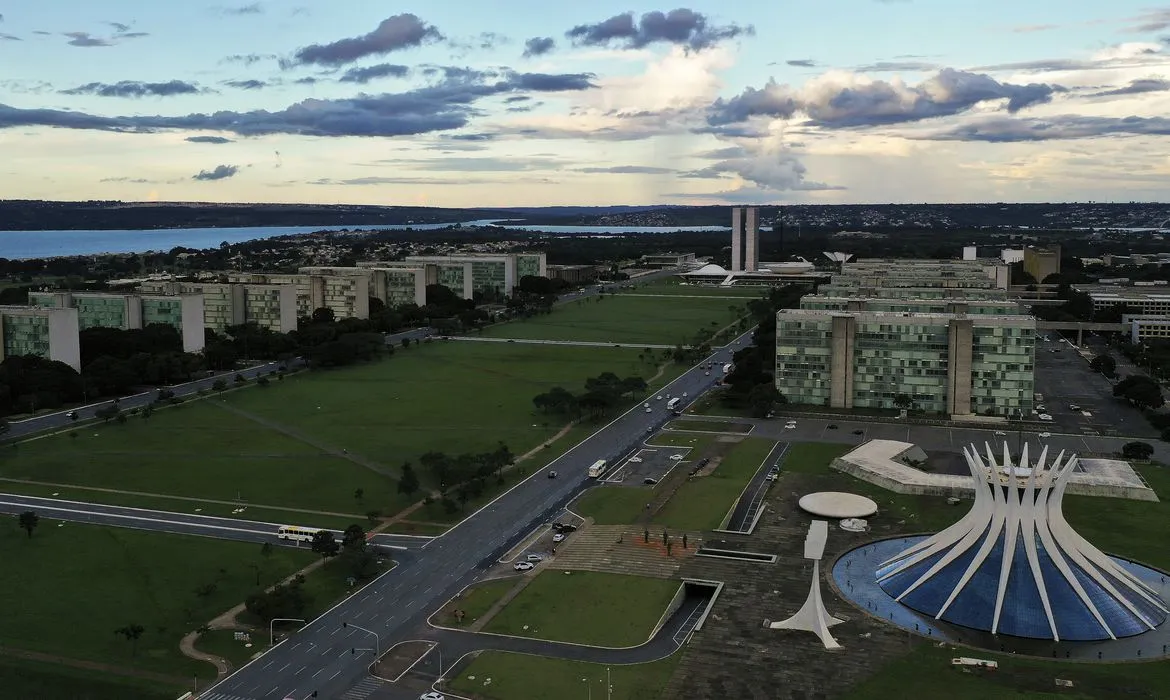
xmin=0 ymin=220 xmax=749 ymax=259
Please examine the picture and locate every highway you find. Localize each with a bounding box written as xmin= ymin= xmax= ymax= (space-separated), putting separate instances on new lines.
xmin=197 ymin=329 xmax=753 ymax=700
xmin=0 ymin=493 xmax=430 ymax=552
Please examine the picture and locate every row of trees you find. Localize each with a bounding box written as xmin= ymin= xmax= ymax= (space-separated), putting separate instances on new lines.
xmin=720 ymin=285 xmax=805 ymax=417
xmin=532 ymin=372 xmax=649 ymax=419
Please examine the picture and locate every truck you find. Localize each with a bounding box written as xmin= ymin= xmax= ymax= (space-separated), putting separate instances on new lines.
xmin=588 ymin=459 xmax=608 ymax=478
xmin=722 ymin=363 xmax=733 ymax=374
xmin=666 ymin=397 xmax=682 ymax=412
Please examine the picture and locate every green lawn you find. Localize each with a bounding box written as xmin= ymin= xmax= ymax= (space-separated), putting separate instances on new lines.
xmin=844 ymin=642 xmax=1170 ymax=699
xmin=437 ymin=577 xmax=518 ymax=627
xmin=666 ymin=418 xmax=753 ymax=433
xmin=0 ymin=656 xmax=178 ymax=700
xmin=482 ymin=294 xmax=747 ymax=344
xmin=620 ymin=279 xmax=763 ymax=298
xmin=450 ymin=650 xmax=683 ymax=700
xmin=0 ymin=519 xmax=314 ymax=679
xmin=192 ymin=629 xmax=263 ymax=669
xmin=654 ymin=437 xmax=776 ymax=531
xmin=2 ymin=342 xmax=669 ymax=518
xmin=483 ymin=571 xmax=680 ymax=646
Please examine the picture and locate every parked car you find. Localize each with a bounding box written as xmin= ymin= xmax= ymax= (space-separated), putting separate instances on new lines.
xmin=552 ymin=533 xmax=565 ymax=543
xmin=827 ymin=424 xmax=838 ymax=430
xmin=526 ymin=554 xmax=544 ymax=563
xmin=420 ymin=692 xmax=446 ymax=700
xmin=513 ymin=562 xmax=534 ymax=572
xmin=643 ymin=477 xmax=659 ymax=485
xmin=1039 ymin=432 xmax=1051 ymax=438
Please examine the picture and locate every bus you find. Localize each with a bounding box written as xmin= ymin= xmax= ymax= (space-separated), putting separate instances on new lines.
xmin=277 ymin=525 xmax=321 ymax=543
xmin=722 ymin=363 xmax=733 ymax=374
xmin=666 ymin=397 xmax=682 ymax=412
xmin=588 ymin=459 xmax=608 ymax=478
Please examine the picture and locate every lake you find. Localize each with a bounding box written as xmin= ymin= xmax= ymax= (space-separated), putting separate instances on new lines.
xmin=0 ymin=220 xmax=747 ymax=259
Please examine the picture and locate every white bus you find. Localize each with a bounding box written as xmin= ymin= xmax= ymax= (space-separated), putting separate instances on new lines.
xmin=666 ymin=397 xmax=682 ymax=412
xmin=588 ymin=459 xmax=608 ymax=478
xmin=277 ymin=525 xmax=321 ymax=543
xmin=722 ymin=363 xmax=733 ymax=374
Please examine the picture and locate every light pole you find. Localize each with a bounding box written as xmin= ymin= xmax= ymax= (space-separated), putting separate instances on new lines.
xmin=435 ymin=644 xmax=444 ymax=680
xmin=269 ymin=618 xmax=306 ymax=647
xmin=607 ymin=666 xmax=612 ymax=700
xmin=581 ymin=677 xmax=591 ymax=700
xmin=342 ymin=622 xmax=380 ymax=658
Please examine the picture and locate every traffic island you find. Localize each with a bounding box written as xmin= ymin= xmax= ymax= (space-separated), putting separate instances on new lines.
xmin=372 ymin=640 xmax=436 ymax=682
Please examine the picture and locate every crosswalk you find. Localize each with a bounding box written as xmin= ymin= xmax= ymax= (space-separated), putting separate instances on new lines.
xmin=339 ymin=676 xmax=387 ymax=700
xmin=197 ymin=693 xmax=254 ymax=700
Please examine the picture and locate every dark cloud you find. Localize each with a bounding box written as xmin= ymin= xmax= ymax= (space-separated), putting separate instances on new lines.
xmin=449 ymin=31 xmax=507 ymax=54
xmin=566 ymin=9 xmax=753 ymax=51
xmin=0 ymin=70 xmax=595 ymax=138
xmin=64 ymin=32 xmax=112 ymax=47
xmin=193 ymin=164 xmax=239 ymax=181
xmin=32 ymin=31 xmax=52 ymax=36
xmin=293 ymin=76 xmax=318 ymax=85
xmin=223 ymin=3 xmax=263 ymax=15
xmin=60 ymin=80 xmax=201 ymax=98
xmin=224 ymin=79 xmax=267 ymax=90
xmin=222 ymin=53 xmax=277 ymax=65
xmin=918 ymin=115 xmax=1170 ymax=142
xmin=0 ymin=33 xmax=20 ymax=41
xmin=1090 ymin=78 xmax=1170 ymax=97
xmin=575 ymin=165 xmax=674 ymax=174
xmin=108 ymin=22 xmax=130 ymax=32
xmin=291 ymin=13 xmax=443 ymax=66
xmin=683 ymin=150 xmax=844 ymax=192
xmin=450 ymin=133 xmax=494 ymax=141
xmin=339 ymin=63 xmax=410 ymax=84
xmin=706 ymin=68 xmax=1061 ymax=128
xmin=1126 ymin=9 xmax=1170 ymax=33
xmin=523 ymin=36 xmax=555 ymax=58
xmin=504 ymin=95 xmax=531 ymax=103
xmin=185 ymin=135 xmax=233 ymax=144
xmin=786 ymin=59 xmax=816 ymax=67
xmin=855 ymin=60 xmax=940 ymax=72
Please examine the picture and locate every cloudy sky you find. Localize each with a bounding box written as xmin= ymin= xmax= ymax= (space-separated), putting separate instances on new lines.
xmin=2 ymin=1 xmax=1170 ymax=207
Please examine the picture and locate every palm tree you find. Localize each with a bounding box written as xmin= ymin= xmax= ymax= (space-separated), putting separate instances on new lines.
xmin=114 ymin=624 xmax=145 ymax=657
xmin=18 ymin=511 xmax=38 ymax=539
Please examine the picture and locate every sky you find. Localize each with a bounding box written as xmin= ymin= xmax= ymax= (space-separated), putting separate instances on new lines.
xmin=2 ymin=1 xmax=1170 ymax=207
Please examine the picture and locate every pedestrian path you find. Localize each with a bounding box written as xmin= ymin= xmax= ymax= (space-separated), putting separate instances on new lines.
xmin=339 ymin=676 xmax=387 ymax=699
xmin=551 ymin=524 xmax=698 ymax=579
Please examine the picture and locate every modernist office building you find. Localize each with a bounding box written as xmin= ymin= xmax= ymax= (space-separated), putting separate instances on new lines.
xmin=730 ymin=207 xmax=760 ymax=273
xmin=138 ymin=281 xmax=299 ymax=333
xmin=1023 ymin=244 xmax=1062 ymax=283
xmin=300 ymin=266 xmax=427 ymax=308
xmin=359 ymin=252 xmax=547 ymax=301
xmin=28 ymin=290 xmax=205 ymax=353
xmin=832 ymin=258 xmax=1011 ymax=291
xmin=226 ymin=273 xmax=370 ymax=320
xmin=0 ymin=305 xmax=81 ymax=371
xmin=776 ymin=302 xmax=1035 ymax=417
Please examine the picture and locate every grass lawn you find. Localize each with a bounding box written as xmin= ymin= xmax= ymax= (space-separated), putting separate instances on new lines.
xmin=622 ymin=279 xmax=763 ymax=298
xmin=450 ymin=650 xmax=683 ymax=700
xmin=482 ymin=294 xmax=747 ymax=344
xmin=843 ymin=641 xmax=1170 ymax=699
xmin=483 ymin=571 xmax=680 ymax=646
xmin=192 ymin=629 xmax=263 ymax=669
xmin=667 ymin=418 xmax=753 ymax=433
xmin=0 ymin=656 xmax=178 ymax=700
xmin=2 ymin=342 xmax=670 ymax=518
xmin=437 ymin=577 xmax=518 ymax=627
xmin=653 ymin=437 xmax=776 ymax=531
xmin=0 ymin=519 xmax=314 ymax=679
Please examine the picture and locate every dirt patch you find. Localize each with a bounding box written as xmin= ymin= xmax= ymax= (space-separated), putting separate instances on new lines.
xmin=690 ymin=438 xmax=738 ymax=478
xmin=374 ymin=640 xmax=434 ymax=682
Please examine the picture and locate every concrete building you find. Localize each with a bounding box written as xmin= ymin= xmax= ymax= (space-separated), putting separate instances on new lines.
xmin=297 ymin=266 xmax=428 ymax=308
xmin=639 ymin=252 xmax=696 ymax=268
xmin=962 ymin=245 xmax=978 ymax=261
xmin=226 ymin=272 xmax=370 ymax=320
xmin=1023 ymin=245 xmax=1061 ymax=282
xmin=799 ymin=295 xmax=1022 ymax=316
xmin=775 ymin=305 xmax=1035 ymax=417
xmin=836 ymin=258 xmax=1010 ymax=290
xmin=358 ymin=252 xmax=547 ymax=300
xmin=0 ymin=305 xmax=81 ymax=371
xmin=1084 ymin=289 xmax=1170 ymax=315
xmin=1001 ymin=249 xmax=1025 ymax=264
xmin=1123 ymin=314 xmax=1170 ymax=343
xmin=729 ymin=207 xmax=760 ymax=272
xmin=139 ymin=281 xmax=298 ymax=333
xmin=28 ymin=290 xmax=205 ymax=353
xmin=547 ymin=264 xmax=601 ymax=284
xmin=817 ymin=285 xmax=1011 ymax=301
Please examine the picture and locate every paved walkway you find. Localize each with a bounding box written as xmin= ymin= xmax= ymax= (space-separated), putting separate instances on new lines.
xmin=0 ymin=644 xmax=189 ymax=685
xmin=465 ymin=577 xmax=534 ymax=633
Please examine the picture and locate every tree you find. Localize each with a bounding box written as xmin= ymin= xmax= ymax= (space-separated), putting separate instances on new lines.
xmin=398 ymin=462 xmax=420 ymax=498
xmin=310 ymin=530 xmax=340 ymax=560
xmin=114 ymin=624 xmax=145 ymax=657
xmin=310 ymin=307 xmax=336 ymax=324
xmin=0 ymin=419 xmax=9 ymax=436
xmin=1114 ymin=375 xmax=1165 ymax=410
xmin=747 ymin=383 xmax=783 ymax=419
xmin=1090 ymin=355 xmax=1117 ymax=377
xmin=893 ymin=393 xmax=914 ymax=410
xmin=18 ymin=510 xmax=38 ymax=539
xmin=353 ymin=488 xmax=364 ymax=503
xmin=1122 ymin=441 xmax=1155 ymax=460
xmin=341 ymin=524 xmax=366 ymax=552
xmin=245 ymin=581 xmax=309 ymax=623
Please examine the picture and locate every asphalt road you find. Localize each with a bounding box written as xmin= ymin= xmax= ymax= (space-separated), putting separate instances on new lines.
xmin=0 ymin=493 xmax=430 ymax=552
xmin=724 ymin=441 xmax=789 ymax=533
xmin=197 ymin=329 xmax=754 ymax=700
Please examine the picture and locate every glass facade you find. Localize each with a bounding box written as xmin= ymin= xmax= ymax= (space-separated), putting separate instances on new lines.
xmin=385 ymin=270 xmax=421 ymax=306
xmin=517 ymin=254 xmax=542 ymax=279
xmin=853 ymin=320 xmax=951 ymax=412
xmin=243 ymin=288 xmax=287 ymax=330
xmin=969 ymin=325 xmax=1034 ymax=416
xmin=141 ymin=298 xmax=184 ymax=328
xmin=470 ymin=261 xmax=507 ymax=296
xmin=775 ymin=318 xmax=833 ymax=406
xmin=2 ymin=314 xmax=50 ymax=357
xmin=436 ymin=264 xmax=465 ymax=292
xmin=75 ymin=296 xmax=128 ymax=329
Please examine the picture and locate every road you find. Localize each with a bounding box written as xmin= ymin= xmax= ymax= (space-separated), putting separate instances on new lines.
xmin=0 ymin=494 xmax=430 ymax=552
xmin=444 ymin=336 xmax=677 ymax=350
xmin=723 ymin=441 xmax=789 ymax=533
xmin=197 ymin=330 xmax=754 ymax=700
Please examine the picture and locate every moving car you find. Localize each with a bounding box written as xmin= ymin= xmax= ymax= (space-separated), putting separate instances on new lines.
xmin=420 ymin=692 xmax=446 ymax=700
xmin=1039 ymin=432 xmax=1052 ymax=438
xmin=645 ymin=407 xmax=652 ymax=413
xmin=827 ymin=424 xmax=838 ymax=430
xmin=994 ymin=431 xmax=1007 ymax=436
xmin=1038 ymin=414 xmax=1053 ymax=421
xmin=852 ymin=429 xmax=864 ymax=435
xmin=547 ymin=470 xmax=558 ymax=479
xmin=643 ymin=477 xmax=658 ymax=485
xmin=513 ymin=562 xmax=534 ymax=572
xmin=766 ymin=467 xmax=780 ymax=481
xmin=526 ymin=554 xmax=544 ymax=563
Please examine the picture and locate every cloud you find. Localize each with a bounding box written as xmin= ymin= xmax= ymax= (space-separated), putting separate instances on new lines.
xmin=0 ymin=70 xmax=596 ymax=138
xmin=0 ymin=33 xmax=19 ymax=41
xmin=566 ymin=9 xmax=753 ymax=51
xmin=575 ymin=165 xmax=674 ymax=174
xmin=185 ymin=135 xmax=233 ymax=144
xmin=222 ymin=53 xmax=277 ymax=65
xmin=523 ymin=36 xmax=556 ymax=58
xmin=1012 ymin=24 xmax=1059 ymax=33
xmin=684 ymin=145 xmax=843 ymax=192
xmin=224 ymin=79 xmax=267 ymax=90
xmin=786 ymin=59 xmax=816 ymax=68
xmin=706 ymin=68 xmax=1061 ymax=129
xmin=63 ymin=26 xmax=148 ymax=47
xmin=64 ymin=32 xmax=112 ymax=47
xmin=100 ymin=176 xmax=153 ymax=183
xmin=108 ymin=22 xmax=130 ymax=33
xmin=448 ymin=31 xmax=507 ymax=54
xmin=291 ymin=13 xmax=443 ymax=66
xmin=222 ymin=3 xmax=263 ymax=15
xmin=193 ymin=164 xmax=239 ymax=181
xmin=339 ymin=63 xmax=410 ymax=84
xmin=1125 ymin=9 xmax=1170 ymax=33
xmin=918 ymin=114 xmax=1170 ymax=142
xmin=310 ymin=175 xmax=514 ymax=186
xmin=1089 ymin=77 xmax=1170 ymax=97
xmin=854 ymin=60 xmax=939 ymax=72
xmin=60 ymin=80 xmax=201 ymax=98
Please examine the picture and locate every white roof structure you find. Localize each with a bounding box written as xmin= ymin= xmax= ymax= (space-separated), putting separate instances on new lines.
xmin=798 ymin=492 xmax=878 ymax=519
xmin=877 ymin=442 xmax=1168 ymax=641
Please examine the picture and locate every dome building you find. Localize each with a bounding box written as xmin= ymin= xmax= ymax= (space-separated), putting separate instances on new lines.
xmin=876 ymin=443 xmax=1167 ymax=641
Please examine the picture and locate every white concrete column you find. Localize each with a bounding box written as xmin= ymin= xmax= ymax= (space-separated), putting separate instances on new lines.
xmin=745 ymin=207 xmax=759 ymax=272
xmin=730 ymin=207 xmax=743 ymax=272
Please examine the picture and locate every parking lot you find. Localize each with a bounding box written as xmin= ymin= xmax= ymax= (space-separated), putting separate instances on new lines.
xmin=604 ymin=444 xmax=691 ymax=486
xmin=1033 ymin=333 xmax=1157 ymax=439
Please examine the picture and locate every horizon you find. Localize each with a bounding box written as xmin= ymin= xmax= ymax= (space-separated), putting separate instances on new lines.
xmin=3 ymin=2 xmax=1170 ymax=206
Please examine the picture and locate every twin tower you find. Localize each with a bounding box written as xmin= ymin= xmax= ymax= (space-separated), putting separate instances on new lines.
xmin=730 ymin=207 xmax=761 ymax=273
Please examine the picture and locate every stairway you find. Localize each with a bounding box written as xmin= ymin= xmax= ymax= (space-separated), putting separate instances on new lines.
xmin=551 ymin=524 xmax=701 ymax=579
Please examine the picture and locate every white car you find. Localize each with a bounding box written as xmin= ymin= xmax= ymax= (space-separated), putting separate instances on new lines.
xmin=1038 ymin=414 xmax=1053 ymax=421
xmin=629 ymin=457 xmax=643 ymax=463
xmin=670 ymin=454 xmax=685 ymax=460
xmin=1039 ymin=432 xmax=1051 ymax=438
xmin=526 ymin=554 xmax=544 ymax=562
xmin=420 ymin=693 xmax=446 ymax=700
xmin=784 ymin=423 xmax=795 ymax=429
xmin=645 ymin=407 xmax=652 ymax=413
xmin=682 ymin=392 xmax=688 ymax=398
xmin=656 ymin=395 xmax=662 ymax=400
xmin=644 ymin=402 xmax=650 ymax=408
xmin=552 ymin=533 xmax=565 ymax=543
xmin=513 ymin=562 xmax=534 ymax=571
xmin=994 ymin=431 xmax=1007 ymax=436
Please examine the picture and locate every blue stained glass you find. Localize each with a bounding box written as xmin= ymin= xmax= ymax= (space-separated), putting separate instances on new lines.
xmin=900 ymin=526 xmax=988 ymax=615
xmin=938 ymin=533 xmax=1007 ymax=631
xmin=997 ymin=531 xmax=1051 ymax=638
xmin=1032 ymin=535 xmax=1108 ymax=640
xmin=878 ymin=548 xmax=948 ymax=599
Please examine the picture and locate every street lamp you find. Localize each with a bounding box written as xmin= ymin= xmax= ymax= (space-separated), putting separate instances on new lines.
xmin=342 ymin=622 xmax=379 ymax=658
xmin=269 ymin=618 xmax=306 ymax=647
xmin=581 ymin=677 xmax=591 ymax=700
